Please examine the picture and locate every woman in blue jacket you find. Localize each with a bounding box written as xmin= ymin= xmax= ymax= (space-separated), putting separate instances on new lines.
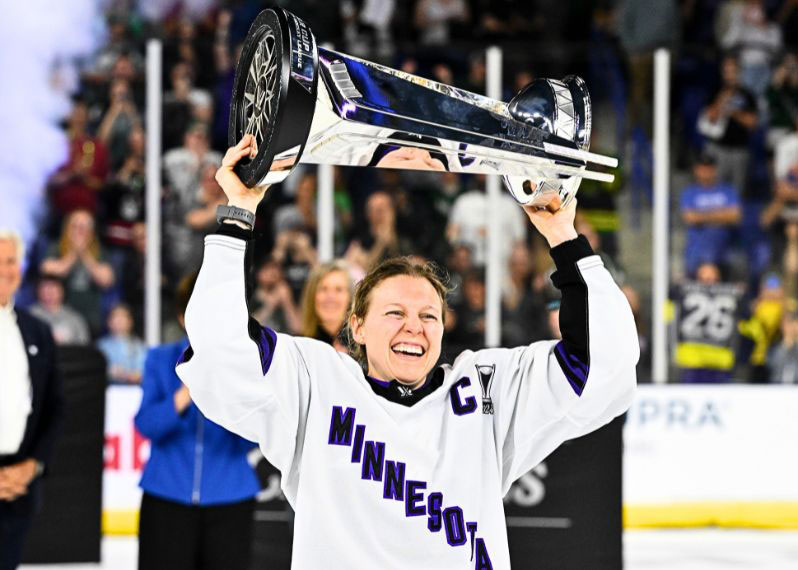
xmin=134 ymin=273 xmax=260 ymax=570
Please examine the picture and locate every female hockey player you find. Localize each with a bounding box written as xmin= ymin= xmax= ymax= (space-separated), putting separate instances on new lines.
xmin=176 ymin=134 xmax=639 ymax=569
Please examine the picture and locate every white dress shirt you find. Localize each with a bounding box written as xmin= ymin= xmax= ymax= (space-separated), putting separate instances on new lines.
xmin=0 ymin=302 xmax=32 ymax=454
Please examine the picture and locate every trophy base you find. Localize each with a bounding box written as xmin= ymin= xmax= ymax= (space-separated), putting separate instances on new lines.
xmin=228 ymin=9 xmax=318 ymax=187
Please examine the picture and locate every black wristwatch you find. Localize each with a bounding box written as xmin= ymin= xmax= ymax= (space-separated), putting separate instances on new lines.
xmin=216 ymin=204 xmax=256 ymax=230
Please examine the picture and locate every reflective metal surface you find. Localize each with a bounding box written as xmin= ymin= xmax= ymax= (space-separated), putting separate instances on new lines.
xmin=232 ymin=7 xmax=618 ymax=206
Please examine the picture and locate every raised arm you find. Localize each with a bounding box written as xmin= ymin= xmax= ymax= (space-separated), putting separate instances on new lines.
xmin=476 ymin=199 xmax=639 ymax=490
xmin=175 ymin=135 xmax=311 ymax=478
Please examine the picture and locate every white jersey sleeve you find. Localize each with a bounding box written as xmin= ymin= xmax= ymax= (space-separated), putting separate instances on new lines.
xmin=175 ymin=233 xmax=314 ymax=483
xmin=451 ymin=237 xmax=639 ymax=494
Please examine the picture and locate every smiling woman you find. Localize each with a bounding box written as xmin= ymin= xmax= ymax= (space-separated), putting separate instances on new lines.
xmin=176 ymin=135 xmax=639 ymax=570
xmin=346 ymin=258 xmax=449 ymax=387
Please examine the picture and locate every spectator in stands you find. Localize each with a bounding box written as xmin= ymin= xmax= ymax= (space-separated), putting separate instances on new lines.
xmin=274 ymin=171 xmax=317 ymax=236
xmin=414 ymin=0 xmax=470 ymax=45
xmin=765 ymin=53 xmax=798 ymax=149
xmin=87 ymin=15 xmax=143 ymax=82
xmin=739 ymin=272 xmax=785 ymax=382
xmin=501 ymin=243 xmax=548 ymax=347
xmin=184 ymin=163 xmax=228 ymax=271
xmin=349 ymin=191 xmax=415 ymax=271
xmin=680 ymin=153 xmax=742 ymax=277
xmin=718 ymin=0 xmax=783 ymax=96
xmin=135 ymin=272 xmax=259 ymax=570
xmin=121 ymin=222 xmax=146 ymax=334
xmin=446 ymin=177 xmax=527 ymax=269
xmin=503 ymin=242 xmax=534 ymax=311
xmin=101 ymin=126 xmax=145 ymax=249
xmin=446 ymin=268 xmax=486 ymax=358
xmin=40 ymin=209 xmax=115 ymax=336
xmin=697 ymin=56 xmax=758 ymax=195
xmin=0 ymin=231 xmax=63 ymax=570
xmin=768 ymin=312 xmax=798 ymax=383
xmin=617 ymin=0 xmax=679 ymax=131
xmin=760 ymin=123 xmax=798 ymax=240
xmin=299 ymin=260 xmax=354 ymax=352
xmin=48 ymin=99 xmax=110 ymax=221
xmin=163 ymin=121 xmax=221 ymax=279
xmin=622 ymin=284 xmax=651 ymax=382
xmin=272 ymin=228 xmax=318 ymax=304
xmin=97 ymin=303 xmax=145 ymax=384
xmin=673 ymin=262 xmax=743 ymax=383
xmin=250 ymin=257 xmax=302 ymax=334
xmin=97 ymin=78 xmax=141 ymax=171
xmin=162 ymin=62 xmax=200 ymax=151
xmin=446 ymin=242 xmax=473 ymax=307
xmin=29 ymin=274 xmax=90 ymax=346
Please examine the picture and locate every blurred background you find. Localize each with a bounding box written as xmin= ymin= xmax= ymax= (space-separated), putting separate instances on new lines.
xmin=2 ymin=0 xmax=798 ymax=568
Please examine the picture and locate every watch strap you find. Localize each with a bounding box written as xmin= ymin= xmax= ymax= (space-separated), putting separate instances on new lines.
xmin=216 ymin=204 xmax=256 ymax=229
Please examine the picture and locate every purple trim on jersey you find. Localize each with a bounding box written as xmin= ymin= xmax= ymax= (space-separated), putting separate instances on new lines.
xmin=450 ymin=377 xmax=478 ymax=415
xmin=351 ymin=425 xmax=366 ymax=463
xmin=361 ymin=441 xmax=385 ymax=481
xmin=366 ymin=375 xmax=392 ymax=388
xmin=405 ymin=480 xmax=427 ymax=516
xmin=475 ymin=538 xmax=493 ymax=569
xmin=176 ymin=345 xmax=194 ymax=365
xmin=250 ymin=323 xmax=278 ymax=376
xmin=383 ymin=461 xmax=406 ymax=500
xmin=427 ymin=492 xmax=443 ymax=531
xmin=325 ymin=406 xmax=492 ymax=561
xmin=444 ymin=506 xmax=467 ymax=546
xmin=554 ymin=341 xmax=588 ymax=396
xmin=467 ymin=521 xmax=478 ymax=559
xmin=328 ymin=406 xmax=356 ymax=446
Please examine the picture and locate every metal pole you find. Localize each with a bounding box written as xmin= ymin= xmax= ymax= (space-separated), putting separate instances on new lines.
xmin=317 ymin=164 xmax=335 ymax=262
xmin=317 ymin=42 xmax=335 ymax=263
xmin=145 ymin=39 xmax=162 ymax=347
xmin=485 ymin=46 xmax=502 ymax=348
xmin=652 ymin=48 xmax=671 ymax=383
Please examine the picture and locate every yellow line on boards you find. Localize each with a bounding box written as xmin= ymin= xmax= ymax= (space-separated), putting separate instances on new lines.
xmin=624 ymin=502 xmax=798 ymax=529
xmin=103 ymin=510 xmax=139 ymax=535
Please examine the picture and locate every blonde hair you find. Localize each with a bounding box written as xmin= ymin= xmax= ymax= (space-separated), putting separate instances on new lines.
xmin=345 ymin=256 xmax=450 ymax=368
xmin=300 ymin=260 xmax=354 ymax=338
xmin=59 ymin=209 xmax=100 ymax=259
xmin=0 ymin=230 xmax=25 ymax=262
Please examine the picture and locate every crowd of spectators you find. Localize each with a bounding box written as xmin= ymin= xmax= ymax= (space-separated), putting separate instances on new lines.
xmin=12 ymin=0 xmax=798 ymax=385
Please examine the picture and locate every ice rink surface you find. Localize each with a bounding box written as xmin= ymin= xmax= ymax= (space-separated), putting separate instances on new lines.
xmin=19 ymin=529 xmax=798 ymax=569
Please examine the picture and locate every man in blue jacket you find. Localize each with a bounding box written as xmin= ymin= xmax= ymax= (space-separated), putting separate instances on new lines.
xmin=134 ymin=272 xmax=259 ymax=570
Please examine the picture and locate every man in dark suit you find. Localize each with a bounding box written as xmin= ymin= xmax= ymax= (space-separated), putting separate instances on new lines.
xmin=0 ymin=231 xmax=63 ymax=570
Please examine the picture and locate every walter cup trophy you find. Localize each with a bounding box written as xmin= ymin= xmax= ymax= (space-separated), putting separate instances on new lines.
xmin=229 ymin=8 xmax=617 ymax=209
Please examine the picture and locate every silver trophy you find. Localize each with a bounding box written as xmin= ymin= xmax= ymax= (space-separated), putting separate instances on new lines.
xmin=229 ymin=8 xmax=617 ymax=208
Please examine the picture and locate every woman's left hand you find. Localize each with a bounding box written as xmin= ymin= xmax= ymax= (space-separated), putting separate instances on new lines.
xmin=523 ymin=198 xmax=578 ymax=248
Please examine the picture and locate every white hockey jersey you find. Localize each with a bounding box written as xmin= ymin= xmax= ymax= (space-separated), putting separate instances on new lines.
xmin=177 ymin=233 xmax=639 ymax=569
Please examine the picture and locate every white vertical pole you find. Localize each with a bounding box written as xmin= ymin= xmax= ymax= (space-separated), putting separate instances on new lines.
xmin=317 ymin=42 xmax=335 ymax=263
xmin=317 ymin=164 xmax=335 ymax=262
xmin=652 ymin=48 xmax=671 ymax=383
xmin=145 ymin=40 xmax=162 ymax=347
xmin=485 ymin=46 xmax=502 ymax=348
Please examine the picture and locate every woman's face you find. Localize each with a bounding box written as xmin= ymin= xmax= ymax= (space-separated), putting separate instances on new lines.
xmin=315 ymin=270 xmax=350 ymax=327
xmin=351 ymin=275 xmax=444 ymax=387
xmin=68 ymin=211 xmax=94 ymax=248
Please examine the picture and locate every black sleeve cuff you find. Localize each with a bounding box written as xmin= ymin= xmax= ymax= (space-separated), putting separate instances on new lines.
xmin=549 ymin=235 xmax=595 ymax=290
xmin=214 ymin=222 xmax=253 ymax=241
xmin=550 ymin=235 xmax=594 ymax=272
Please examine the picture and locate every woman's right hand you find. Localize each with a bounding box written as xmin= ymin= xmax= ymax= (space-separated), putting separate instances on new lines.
xmin=215 ymin=134 xmax=270 ymax=214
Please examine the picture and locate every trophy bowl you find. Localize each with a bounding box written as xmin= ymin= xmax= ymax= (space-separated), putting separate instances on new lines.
xmin=229 ymin=7 xmax=617 ymax=207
